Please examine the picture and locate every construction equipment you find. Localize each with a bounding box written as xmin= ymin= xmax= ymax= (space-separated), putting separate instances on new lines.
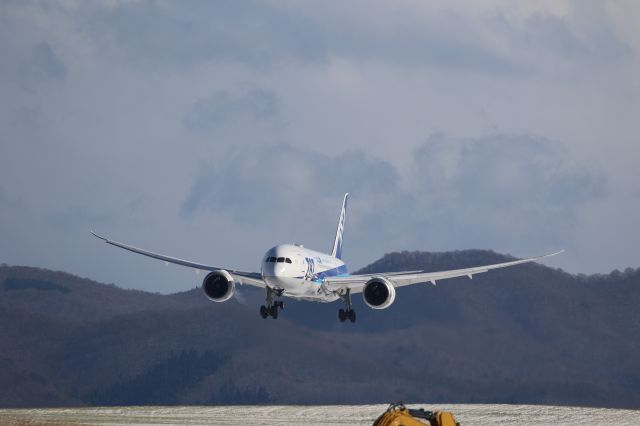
xmin=372 ymin=402 xmax=460 ymax=426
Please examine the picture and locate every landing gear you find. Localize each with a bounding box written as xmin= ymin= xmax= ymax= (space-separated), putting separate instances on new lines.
xmin=260 ymin=287 xmax=284 ymax=319
xmin=338 ymin=289 xmax=356 ymax=323
xmin=269 ymin=304 xmax=279 ymax=319
xmin=338 ymin=308 xmax=356 ymax=323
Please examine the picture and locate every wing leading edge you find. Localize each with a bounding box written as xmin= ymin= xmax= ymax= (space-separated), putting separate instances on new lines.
xmin=90 ymin=231 xmax=265 ymax=287
xmin=323 ymin=250 xmax=564 ymax=294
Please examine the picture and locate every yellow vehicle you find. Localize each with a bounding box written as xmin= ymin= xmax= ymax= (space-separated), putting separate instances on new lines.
xmin=372 ymin=402 xmax=460 ymax=426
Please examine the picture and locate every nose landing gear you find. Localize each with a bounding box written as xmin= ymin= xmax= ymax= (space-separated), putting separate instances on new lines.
xmin=338 ymin=288 xmax=356 ymax=323
xmin=260 ymin=287 xmax=284 ymax=319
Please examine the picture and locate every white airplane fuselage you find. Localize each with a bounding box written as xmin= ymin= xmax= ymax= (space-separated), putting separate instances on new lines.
xmin=260 ymin=244 xmax=347 ymax=302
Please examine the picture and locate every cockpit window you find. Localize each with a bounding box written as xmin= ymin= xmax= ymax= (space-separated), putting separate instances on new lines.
xmin=268 ymin=256 xmax=292 ymax=263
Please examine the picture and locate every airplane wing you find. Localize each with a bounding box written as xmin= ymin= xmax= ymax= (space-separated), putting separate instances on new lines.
xmin=90 ymin=232 xmax=265 ymax=288
xmin=323 ymin=250 xmax=564 ymax=294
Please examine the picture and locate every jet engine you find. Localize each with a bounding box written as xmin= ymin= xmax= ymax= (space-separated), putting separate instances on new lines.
xmin=202 ymin=270 xmax=235 ymax=302
xmin=362 ymin=276 xmax=396 ymax=309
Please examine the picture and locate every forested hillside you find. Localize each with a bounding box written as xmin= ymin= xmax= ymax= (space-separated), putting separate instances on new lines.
xmin=1 ymin=251 xmax=639 ymax=408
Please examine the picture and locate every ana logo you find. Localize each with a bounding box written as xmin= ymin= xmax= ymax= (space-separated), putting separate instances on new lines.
xmin=304 ymin=257 xmax=315 ymax=280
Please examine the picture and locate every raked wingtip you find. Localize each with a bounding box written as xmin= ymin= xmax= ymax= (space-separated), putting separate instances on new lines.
xmin=90 ymin=231 xmax=107 ymax=241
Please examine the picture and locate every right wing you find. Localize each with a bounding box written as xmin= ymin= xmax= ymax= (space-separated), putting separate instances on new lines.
xmin=91 ymin=231 xmax=265 ymax=288
xmin=323 ymin=250 xmax=564 ymax=294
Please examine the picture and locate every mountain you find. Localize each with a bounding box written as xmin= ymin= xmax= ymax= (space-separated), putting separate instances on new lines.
xmin=1 ymin=251 xmax=639 ymax=408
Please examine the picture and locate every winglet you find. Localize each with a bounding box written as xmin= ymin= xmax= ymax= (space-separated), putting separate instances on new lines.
xmin=90 ymin=231 xmax=107 ymax=241
xmin=541 ymin=249 xmax=564 ymax=259
xmin=330 ymin=193 xmax=349 ymax=259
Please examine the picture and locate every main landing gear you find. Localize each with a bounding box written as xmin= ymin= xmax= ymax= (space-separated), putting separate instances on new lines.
xmin=260 ymin=287 xmax=284 ymax=319
xmin=338 ymin=288 xmax=356 ymax=323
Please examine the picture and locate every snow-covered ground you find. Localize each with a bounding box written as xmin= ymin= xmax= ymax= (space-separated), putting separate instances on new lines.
xmin=1 ymin=404 xmax=639 ymax=425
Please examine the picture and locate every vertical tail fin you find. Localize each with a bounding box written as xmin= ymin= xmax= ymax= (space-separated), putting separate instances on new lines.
xmin=331 ymin=193 xmax=349 ymax=259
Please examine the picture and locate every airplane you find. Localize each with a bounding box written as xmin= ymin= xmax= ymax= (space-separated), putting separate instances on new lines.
xmin=91 ymin=193 xmax=563 ymax=323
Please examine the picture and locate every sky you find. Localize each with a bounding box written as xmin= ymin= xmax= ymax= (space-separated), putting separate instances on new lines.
xmin=1 ymin=1 xmax=639 ymax=293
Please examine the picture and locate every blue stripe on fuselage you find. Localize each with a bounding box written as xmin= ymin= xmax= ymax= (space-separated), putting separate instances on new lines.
xmin=295 ymin=264 xmax=349 ymax=283
xmin=312 ymin=264 xmax=349 ymax=282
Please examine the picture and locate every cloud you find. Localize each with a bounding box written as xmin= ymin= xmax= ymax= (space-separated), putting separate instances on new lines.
xmin=11 ymin=41 xmax=67 ymax=91
xmin=180 ymin=135 xmax=605 ymax=267
xmin=0 ymin=0 xmax=638 ymax=293
xmin=75 ymin=1 xmax=330 ymax=68
xmin=181 ymin=144 xmax=399 ymax=224
xmin=184 ymin=90 xmax=279 ymax=132
xmin=30 ymin=42 xmax=67 ymax=81
xmin=69 ymin=1 xmax=633 ymax=78
xmin=69 ymin=1 xmax=525 ymax=74
xmin=493 ymin=9 xmax=632 ymax=72
xmin=409 ymin=134 xmax=607 ymax=251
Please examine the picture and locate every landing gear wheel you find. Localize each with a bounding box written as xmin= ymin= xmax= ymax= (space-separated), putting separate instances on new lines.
xmin=348 ymin=309 xmax=356 ymax=323
xmin=270 ymin=305 xmax=279 ymax=319
xmin=260 ymin=305 xmax=268 ymax=319
xmin=277 ymin=301 xmax=284 ymax=310
xmin=338 ymin=288 xmax=355 ymax=323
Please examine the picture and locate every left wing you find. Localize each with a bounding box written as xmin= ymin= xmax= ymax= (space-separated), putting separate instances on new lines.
xmin=91 ymin=231 xmax=265 ymax=287
xmin=323 ymin=250 xmax=564 ymax=294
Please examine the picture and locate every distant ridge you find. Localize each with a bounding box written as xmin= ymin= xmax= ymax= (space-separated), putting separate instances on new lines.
xmin=1 ymin=250 xmax=639 ymax=408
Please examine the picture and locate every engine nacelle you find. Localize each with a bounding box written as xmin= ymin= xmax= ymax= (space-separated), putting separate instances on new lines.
xmin=202 ymin=270 xmax=235 ymax=302
xmin=362 ymin=276 xmax=396 ymax=309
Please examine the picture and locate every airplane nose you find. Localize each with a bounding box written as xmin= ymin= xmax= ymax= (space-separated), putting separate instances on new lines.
xmin=262 ymin=262 xmax=286 ymax=277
